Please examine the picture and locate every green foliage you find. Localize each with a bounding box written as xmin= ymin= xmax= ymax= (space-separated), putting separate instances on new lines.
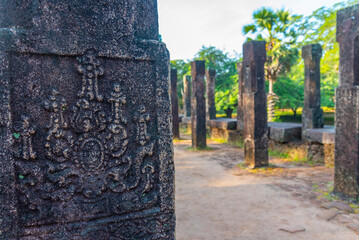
xmin=243 ymin=8 xmax=301 ymax=86
xmin=195 ymin=46 xmax=239 ymax=116
xmin=170 ymin=60 xmax=191 ymax=109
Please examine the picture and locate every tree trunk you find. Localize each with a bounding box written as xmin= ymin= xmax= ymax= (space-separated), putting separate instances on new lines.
xmin=225 ymin=108 xmax=233 ymax=118
xmin=267 ymin=78 xmax=276 ymax=122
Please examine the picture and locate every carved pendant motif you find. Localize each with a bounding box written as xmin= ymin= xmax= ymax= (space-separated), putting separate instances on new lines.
xmin=15 ymin=50 xmax=156 ymax=215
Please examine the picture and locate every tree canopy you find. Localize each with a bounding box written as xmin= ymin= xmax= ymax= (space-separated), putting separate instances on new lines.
xmin=171 ymin=0 xmax=359 ymax=119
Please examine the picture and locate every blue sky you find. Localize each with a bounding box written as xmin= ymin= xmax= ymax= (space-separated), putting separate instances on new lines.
xmin=158 ymin=0 xmax=345 ymax=60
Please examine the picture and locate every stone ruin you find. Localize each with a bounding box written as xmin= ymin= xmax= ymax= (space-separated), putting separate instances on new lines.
xmin=335 ymin=4 xmax=359 ymax=199
xmin=0 ymin=0 xmax=175 ymax=239
xmin=191 ymin=60 xmax=207 ymax=148
xmin=242 ymin=41 xmax=268 ymax=168
xmin=183 ymin=75 xmax=192 ymax=118
xmin=206 ymin=68 xmax=216 ymax=121
xmin=302 ymin=44 xmax=324 ymax=136
xmin=171 ymin=69 xmax=180 ymax=139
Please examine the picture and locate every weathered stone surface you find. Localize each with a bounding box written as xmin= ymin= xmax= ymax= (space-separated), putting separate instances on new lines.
xmin=207 ymin=118 xmax=237 ymax=130
xmin=171 ymin=68 xmax=180 ymax=139
xmin=302 ymin=44 xmax=324 ymax=137
xmin=305 ymin=126 xmax=335 ymax=144
xmin=268 ymin=122 xmax=302 ymax=143
xmin=191 ymin=60 xmax=207 ymax=148
xmin=321 ymin=201 xmax=354 ymax=213
xmin=0 ymin=1 xmax=175 ymax=239
xmin=324 ymin=143 xmax=335 ymax=167
xmin=208 ymin=118 xmax=237 ymax=141
xmin=237 ymin=62 xmax=244 ymax=131
xmin=242 ymin=41 xmax=268 ymax=168
xmin=335 ymin=4 xmax=359 ymax=199
xmin=307 ymin=143 xmax=325 ymax=164
xmin=183 ymin=75 xmax=192 ymax=117
xmin=206 ymin=68 xmax=216 ymax=120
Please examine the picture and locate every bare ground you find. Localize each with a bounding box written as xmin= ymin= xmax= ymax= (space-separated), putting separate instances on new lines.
xmin=174 ymin=136 xmax=359 ymax=240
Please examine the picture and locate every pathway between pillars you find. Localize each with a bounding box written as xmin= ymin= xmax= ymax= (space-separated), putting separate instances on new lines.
xmin=175 ymin=135 xmax=359 ymax=240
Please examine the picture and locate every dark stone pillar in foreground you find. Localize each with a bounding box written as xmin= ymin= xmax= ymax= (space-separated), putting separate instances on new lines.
xmin=335 ymin=4 xmax=359 ymax=199
xmin=191 ymin=60 xmax=207 ymax=148
xmin=243 ymin=41 xmax=268 ymax=168
xmin=0 ymin=1 xmax=175 ymax=239
xmin=206 ymin=68 xmax=216 ymax=120
xmin=171 ymin=69 xmax=180 ymax=139
xmin=302 ymin=44 xmax=324 ymax=137
xmin=183 ymin=75 xmax=192 ymax=117
xmin=237 ymin=62 xmax=244 ymax=131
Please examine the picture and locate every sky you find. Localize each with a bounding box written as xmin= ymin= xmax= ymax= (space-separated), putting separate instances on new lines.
xmin=157 ymin=0 xmax=345 ymax=60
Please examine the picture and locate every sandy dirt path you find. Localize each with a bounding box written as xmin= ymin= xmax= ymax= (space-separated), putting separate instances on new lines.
xmin=174 ymin=137 xmax=359 ymax=240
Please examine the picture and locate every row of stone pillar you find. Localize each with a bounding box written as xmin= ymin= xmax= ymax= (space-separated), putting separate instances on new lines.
xmin=170 ymin=4 xmax=359 ymax=200
xmin=170 ymin=62 xmax=216 ymax=149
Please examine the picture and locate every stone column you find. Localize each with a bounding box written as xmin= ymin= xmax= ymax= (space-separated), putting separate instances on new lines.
xmin=243 ymin=41 xmax=268 ymax=168
xmin=0 ymin=1 xmax=175 ymax=238
xmin=171 ymin=69 xmax=180 ymax=139
xmin=191 ymin=60 xmax=207 ymax=148
xmin=183 ymin=75 xmax=192 ymax=117
xmin=237 ymin=61 xmax=244 ymax=131
xmin=302 ymin=44 xmax=324 ymax=137
xmin=206 ymin=68 xmax=216 ymax=120
xmin=335 ymin=4 xmax=359 ymax=199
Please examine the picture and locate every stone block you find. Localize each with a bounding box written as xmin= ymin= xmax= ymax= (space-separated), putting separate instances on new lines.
xmin=268 ymin=122 xmax=302 ymax=143
xmin=305 ymin=126 xmax=335 ymax=144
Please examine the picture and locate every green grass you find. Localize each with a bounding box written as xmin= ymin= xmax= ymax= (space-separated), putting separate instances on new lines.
xmin=274 ymin=108 xmax=334 ymax=125
xmin=268 ymin=148 xmax=289 ymax=158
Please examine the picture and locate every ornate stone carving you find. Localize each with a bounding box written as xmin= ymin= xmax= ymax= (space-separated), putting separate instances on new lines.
xmin=77 ymin=49 xmax=104 ymax=101
xmin=19 ymin=115 xmax=37 ymax=161
xmin=44 ymin=88 xmax=73 ymax=163
xmin=20 ymin=51 xmax=157 ymax=208
xmin=134 ymin=105 xmax=150 ymax=146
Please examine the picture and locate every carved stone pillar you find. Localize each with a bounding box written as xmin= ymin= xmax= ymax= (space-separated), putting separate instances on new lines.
xmin=302 ymin=44 xmax=324 ymax=137
xmin=243 ymin=41 xmax=268 ymax=168
xmin=0 ymin=1 xmax=175 ymax=238
xmin=335 ymin=4 xmax=359 ymax=199
xmin=171 ymin=68 xmax=180 ymax=139
xmin=191 ymin=60 xmax=207 ymax=148
xmin=206 ymin=68 xmax=216 ymax=120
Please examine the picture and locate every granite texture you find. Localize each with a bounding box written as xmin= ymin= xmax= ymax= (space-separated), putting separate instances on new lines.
xmin=242 ymin=41 xmax=268 ymax=168
xmin=0 ymin=1 xmax=175 ymax=239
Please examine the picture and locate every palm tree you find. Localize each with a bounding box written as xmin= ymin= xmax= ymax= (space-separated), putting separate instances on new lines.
xmin=243 ymin=8 xmax=300 ymax=121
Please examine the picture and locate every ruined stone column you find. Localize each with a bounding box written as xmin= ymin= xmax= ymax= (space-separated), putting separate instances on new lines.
xmin=206 ymin=68 xmax=216 ymax=120
xmin=0 ymin=1 xmax=175 ymax=239
xmin=237 ymin=62 xmax=244 ymax=131
xmin=243 ymin=41 xmax=268 ymax=168
xmin=335 ymin=4 xmax=359 ymax=199
xmin=191 ymin=60 xmax=207 ymax=148
xmin=302 ymin=44 xmax=324 ymax=137
xmin=171 ymin=69 xmax=180 ymax=139
xmin=183 ymin=75 xmax=192 ymax=117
